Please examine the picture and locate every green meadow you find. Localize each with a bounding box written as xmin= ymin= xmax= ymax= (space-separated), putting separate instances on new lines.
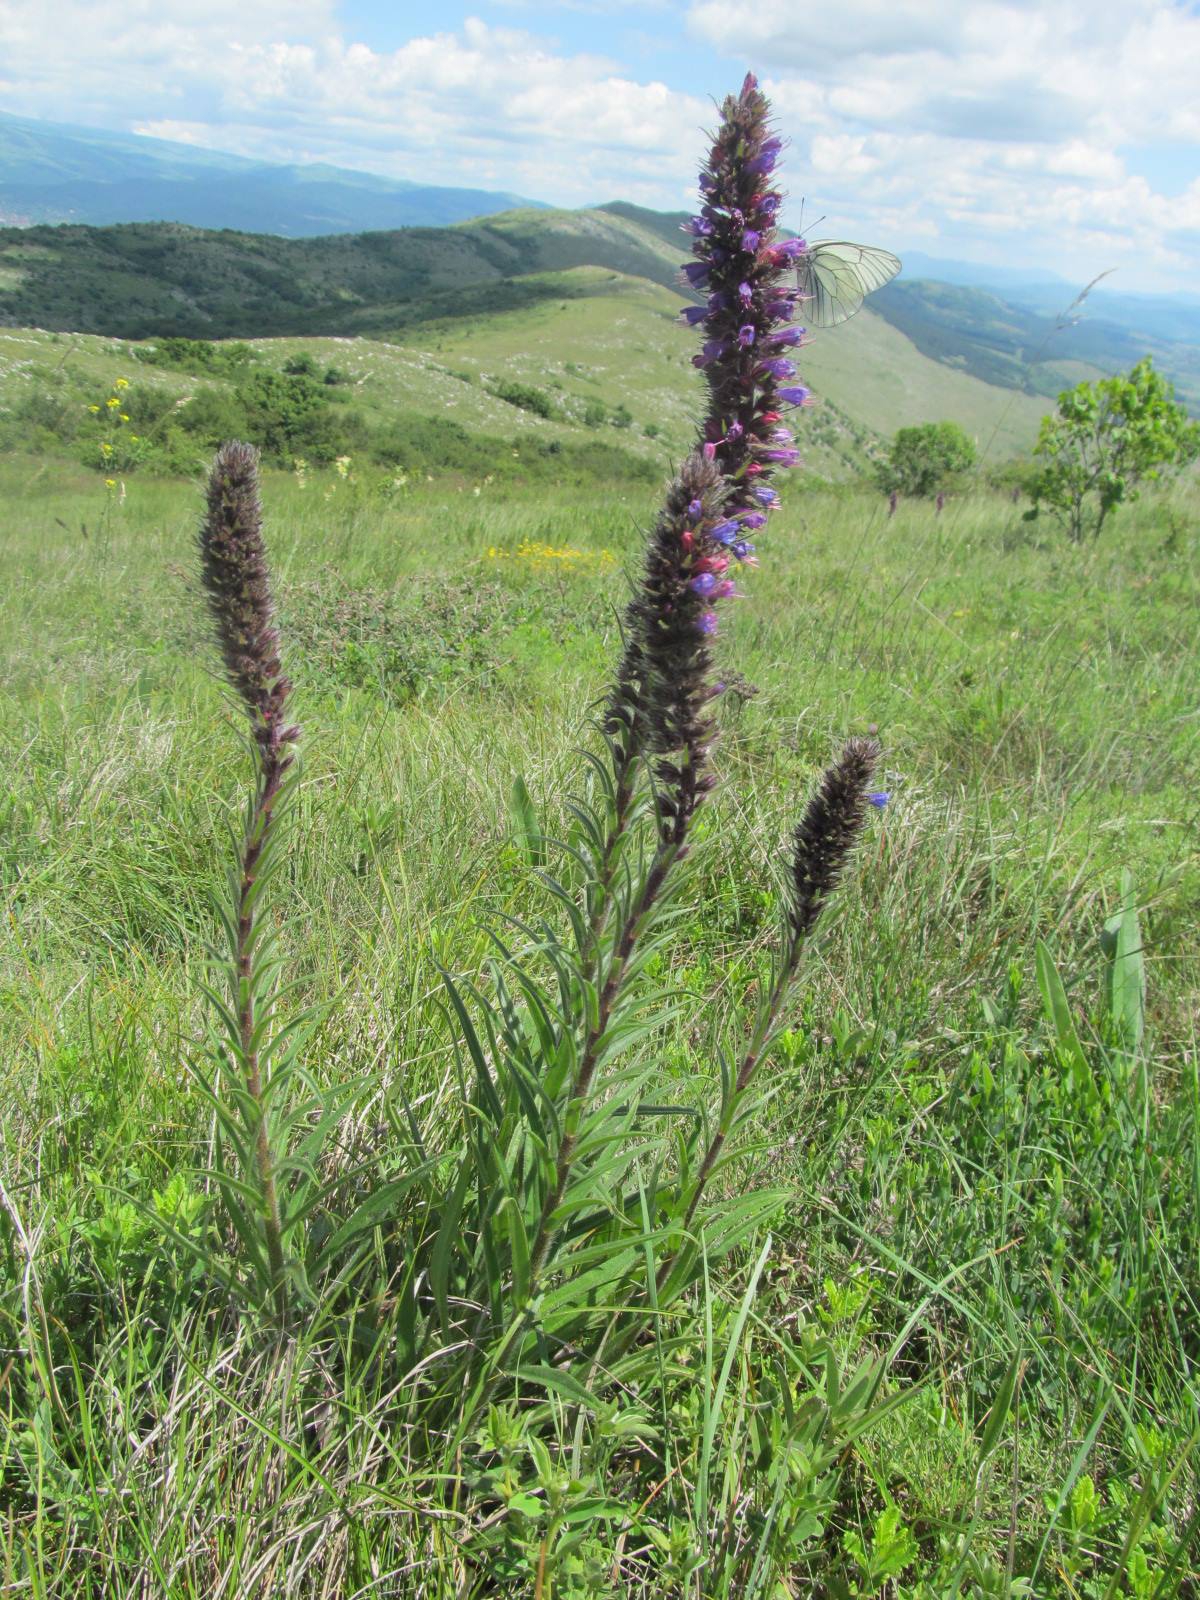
xmin=2 ymin=392 xmax=1198 ymax=1593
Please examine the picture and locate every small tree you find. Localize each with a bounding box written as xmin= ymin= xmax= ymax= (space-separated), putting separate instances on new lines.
xmin=877 ymin=420 xmax=976 ymax=497
xmin=1025 ymin=358 xmax=1199 ymax=542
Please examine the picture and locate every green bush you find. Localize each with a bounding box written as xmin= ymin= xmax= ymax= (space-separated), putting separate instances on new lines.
xmin=877 ymin=419 xmax=977 ymax=496
xmin=1025 ymin=357 xmax=1200 ymax=541
xmin=489 ymin=379 xmax=558 ymax=420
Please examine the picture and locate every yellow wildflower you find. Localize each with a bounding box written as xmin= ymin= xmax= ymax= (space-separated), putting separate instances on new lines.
xmin=104 ymin=478 xmax=116 ymax=488
xmin=88 ymin=404 xmax=100 ymax=414
xmin=114 ymin=378 xmax=129 ymax=389
xmin=105 ymin=397 xmax=119 ymax=409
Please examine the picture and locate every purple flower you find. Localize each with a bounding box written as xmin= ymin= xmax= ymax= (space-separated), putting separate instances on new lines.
xmin=777 ymin=385 xmax=812 ymax=407
xmin=770 ymin=238 xmax=806 ymax=263
xmin=740 ymin=511 xmax=767 ymax=529
xmin=868 ymin=792 xmax=890 ymax=808
xmin=694 ymin=338 xmax=730 ymax=368
xmin=738 ymin=324 xmax=756 ymax=347
xmin=758 ymin=357 xmax=797 ymax=379
xmin=682 ymin=261 xmax=710 ymax=286
xmin=742 ymin=229 xmax=761 ymax=251
xmin=697 ymin=610 xmax=719 ymax=635
xmin=683 ymin=215 xmax=715 ymax=237
xmin=753 ymin=486 xmax=780 ymax=507
xmin=768 ymin=327 xmax=805 ymax=347
xmin=731 ymin=539 xmax=756 ymax=561
xmin=761 ymin=447 xmax=801 ymax=467
xmin=737 ymin=280 xmax=754 ymax=306
xmin=710 ymin=518 xmax=741 ymax=543
xmin=690 ymin=572 xmax=718 ymax=596
xmin=680 ymin=305 xmax=710 ymax=326
xmin=687 ymin=498 xmax=703 ymax=521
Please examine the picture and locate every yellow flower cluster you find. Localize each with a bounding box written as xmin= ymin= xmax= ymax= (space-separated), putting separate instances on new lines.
xmin=486 ymin=540 xmax=616 ymax=573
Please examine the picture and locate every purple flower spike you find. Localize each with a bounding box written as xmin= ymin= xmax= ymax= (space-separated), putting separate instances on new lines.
xmin=675 ymin=71 xmax=820 ymax=622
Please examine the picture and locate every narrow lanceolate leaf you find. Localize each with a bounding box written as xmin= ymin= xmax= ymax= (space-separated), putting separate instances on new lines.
xmin=1036 ymin=939 xmax=1088 ymax=1078
xmin=511 ymin=773 xmax=546 ymax=867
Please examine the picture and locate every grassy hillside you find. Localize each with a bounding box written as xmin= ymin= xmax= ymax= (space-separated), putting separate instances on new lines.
xmin=0 ymin=208 xmax=685 ymax=341
xmin=873 ymin=277 xmax=1200 ymax=411
xmin=2 ymin=454 xmax=1197 ymax=1592
xmin=0 ymin=261 xmax=1054 ymax=490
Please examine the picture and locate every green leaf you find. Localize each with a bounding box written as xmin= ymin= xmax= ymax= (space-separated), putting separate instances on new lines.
xmin=510 ymin=773 xmax=545 ymax=867
xmin=1035 ymin=939 xmax=1088 ymax=1078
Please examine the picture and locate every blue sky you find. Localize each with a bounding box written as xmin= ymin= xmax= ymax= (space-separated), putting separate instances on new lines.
xmin=1 ymin=1 xmax=1198 ymax=291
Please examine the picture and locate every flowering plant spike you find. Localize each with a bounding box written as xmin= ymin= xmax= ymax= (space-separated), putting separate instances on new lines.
xmin=684 ymin=73 xmax=809 ymax=577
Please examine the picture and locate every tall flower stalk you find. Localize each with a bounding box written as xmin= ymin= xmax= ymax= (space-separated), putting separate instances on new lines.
xmin=198 ymin=440 xmax=298 ymax=1326
xmin=525 ymin=77 xmax=815 ymax=1317
xmin=599 ymin=73 xmax=807 ymax=926
xmin=673 ymin=738 xmax=880 ymax=1246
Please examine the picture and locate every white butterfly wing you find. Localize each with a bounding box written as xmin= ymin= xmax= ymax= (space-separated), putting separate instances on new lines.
xmin=796 ymin=242 xmax=902 ymax=328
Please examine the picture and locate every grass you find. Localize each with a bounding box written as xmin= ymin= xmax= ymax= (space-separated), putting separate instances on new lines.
xmin=1 ymin=447 xmax=1198 ymax=1595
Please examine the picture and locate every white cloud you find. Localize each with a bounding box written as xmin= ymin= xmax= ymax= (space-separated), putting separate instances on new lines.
xmin=687 ymin=1 xmax=1200 ymax=287
xmin=0 ymin=1 xmax=1196 ymax=287
xmin=0 ymin=6 xmax=710 ymax=209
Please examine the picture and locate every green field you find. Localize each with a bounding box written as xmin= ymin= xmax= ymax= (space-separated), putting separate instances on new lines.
xmin=2 ymin=417 xmax=1198 ymax=1593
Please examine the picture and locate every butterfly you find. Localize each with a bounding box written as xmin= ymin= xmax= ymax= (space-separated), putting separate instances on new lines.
xmin=795 ymin=241 xmax=902 ymax=327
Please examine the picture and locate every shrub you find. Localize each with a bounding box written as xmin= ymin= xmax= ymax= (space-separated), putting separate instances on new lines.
xmin=1024 ymin=357 xmax=1200 ymax=541
xmin=489 ymin=378 xmax=558 ymax=419
xmin=876 ymin=419 xmax=977 ymax=496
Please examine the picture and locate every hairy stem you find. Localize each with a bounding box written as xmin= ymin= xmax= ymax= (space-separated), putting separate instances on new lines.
xmin=235 ymin=749 xmax=290 ymax=1326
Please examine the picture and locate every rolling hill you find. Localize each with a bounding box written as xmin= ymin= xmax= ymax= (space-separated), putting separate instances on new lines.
xmin=0 ymin=110 xmax=542 ymax=234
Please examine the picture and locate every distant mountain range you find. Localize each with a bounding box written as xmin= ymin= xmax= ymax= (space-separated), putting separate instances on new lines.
xmin=0 ymin=112 xmax=1195 ymax=416
xmin=0 ymin=110 xmax=543 ymax=234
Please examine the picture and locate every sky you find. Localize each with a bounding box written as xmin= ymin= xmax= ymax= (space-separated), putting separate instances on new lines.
xmin=1 ymin=0 xmax=1198 ymax=292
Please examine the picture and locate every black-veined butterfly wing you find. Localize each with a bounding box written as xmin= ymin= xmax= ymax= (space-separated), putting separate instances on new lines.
xmin=796 ymin=241 xmax=902 ymax=328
